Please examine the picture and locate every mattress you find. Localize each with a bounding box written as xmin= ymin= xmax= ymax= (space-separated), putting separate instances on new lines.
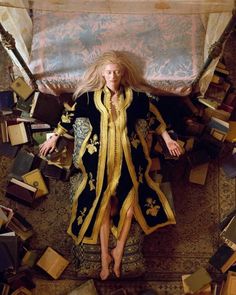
xmin=29 ymin=11 xmax=205 ymax=95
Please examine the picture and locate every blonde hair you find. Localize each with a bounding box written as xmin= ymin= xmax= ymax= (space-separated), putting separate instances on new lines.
xmin=73 ymin=50 xmax=156 ymax=99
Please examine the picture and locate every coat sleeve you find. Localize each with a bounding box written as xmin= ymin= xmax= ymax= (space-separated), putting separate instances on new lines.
xmin=149 ymin=101 xmax=167 ymax=135
xmin=54 ymin=92 xmax=90 ymax=136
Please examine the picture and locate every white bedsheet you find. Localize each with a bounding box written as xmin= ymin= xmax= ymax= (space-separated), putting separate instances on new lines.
xmin=29 ymin=11 xmax=205 ymax=95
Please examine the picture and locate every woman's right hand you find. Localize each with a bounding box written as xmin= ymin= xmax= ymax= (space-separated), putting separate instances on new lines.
xmin=39 ymin=133 xmax=59 ymax=157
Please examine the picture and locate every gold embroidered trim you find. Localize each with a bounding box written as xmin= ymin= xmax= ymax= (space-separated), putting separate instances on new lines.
xmin=54 ymin=124 xmax=68 ymax=136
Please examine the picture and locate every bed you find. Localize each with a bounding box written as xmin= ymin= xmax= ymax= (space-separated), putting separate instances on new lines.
xmin=0 ymin=1 xmax=235 ymax=96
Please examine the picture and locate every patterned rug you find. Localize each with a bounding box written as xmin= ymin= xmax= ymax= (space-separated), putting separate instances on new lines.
xmin=0 ymin=154 xmax=235 ymax=294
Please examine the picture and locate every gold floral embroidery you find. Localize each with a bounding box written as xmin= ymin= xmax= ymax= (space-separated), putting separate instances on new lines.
xmin=77 ymin=207 xmax=87 ymax=225
xmin=138 ymin=166 xmax=143 ymax=183
xmin=61 ymin=112 xmax=74 ymax=123
xmin=145 ymin=198 xmax=160 ymax=216
xmin=86 ymin=134 xmax=99 ymax=154
xmin=88 ymin=172 xmax=95 ymax=191
xmin=130 ymin=132 xmax=140 ymax=149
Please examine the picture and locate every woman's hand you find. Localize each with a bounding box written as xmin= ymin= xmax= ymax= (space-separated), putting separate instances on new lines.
xmin=165 ymin=138 xmax=182 ymax=157
xmin=39 ymin=134 xmax=59 ymax=157
xmin=161 ymin=130 xmax=182 ymax=157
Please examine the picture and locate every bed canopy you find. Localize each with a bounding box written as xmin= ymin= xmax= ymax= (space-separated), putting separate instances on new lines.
xmin=0 ymin=0 xmax=235 ymax=96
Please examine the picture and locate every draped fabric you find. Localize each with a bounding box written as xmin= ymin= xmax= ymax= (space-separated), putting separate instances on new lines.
xmin=0 ymin=0 xmax=235 ymax=95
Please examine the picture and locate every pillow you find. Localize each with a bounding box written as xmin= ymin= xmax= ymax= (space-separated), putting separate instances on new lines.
xmin=72 ymin=222 xmax=146 ymax=278
xmin=67 ymin=279 xmax=98 ymax=295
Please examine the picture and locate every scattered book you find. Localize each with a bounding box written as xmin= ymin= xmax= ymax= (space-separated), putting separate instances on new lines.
xmin=221 ymin=271 xmax=236 ymax=295
xmin=30 ymin=92 xmax=64 ymax=127
xmin=67 ymin=279 xmax=98 ymax=295
xmin=11 ymin=287 xmax=32 ymax=295
xmin=209 ymin=243 xmax=236 ymax=273
xmin=189 ymin=162 xmax=209 ymax=185
xmin=10 ymin=77 xmax=34 ymax=101
xmin=22 ymin=169 xmax=49 ymax=198
xmin=182 ymin=274 xmax=211 ymax=294
xmin=183 ymin=267 xmax=212 ymax=294
xmin=220 ymin=214 xmax=236 ymax=250
xmin=0 ymin=235 xmax=19 ymax=273
xmin=21 ymin=249 xmax=38 ymax=268
xmin=7 ymin=212 xmax=34 ymax=241
xmin=15 ymin=95 xmax=34 ymax=113
xmin=5 ymin=178 xmax=38 ymax=207
xmin=9 ymin=149 xmax=35 ymax=180
xmin=0 ymin=91 xmax=15 ymax=111
xmin=0 ymin=121 xmax=9 ymax=143
xmin=7 ymin=122 xmax=30 ymax=146
xmin=36 ymin=246 xmax=69 ymax=279
xmin=221 ymin=152 xmax=236 ymax=178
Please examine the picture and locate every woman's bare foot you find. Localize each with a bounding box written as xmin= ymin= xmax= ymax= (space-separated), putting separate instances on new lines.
xmin=100 ymin=253 xmax=112 ymax=280
xmin=111 ymin=247 xmax=123 ymax=278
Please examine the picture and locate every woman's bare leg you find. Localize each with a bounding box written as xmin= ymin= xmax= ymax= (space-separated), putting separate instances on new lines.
xmin=111 ymin=205 xmax=134 ymax=278
xmin=100 ymin=203 xmax=112 ymax=280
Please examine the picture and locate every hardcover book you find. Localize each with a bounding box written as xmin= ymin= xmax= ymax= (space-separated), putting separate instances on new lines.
xmin=7 ymin=122 xmax=29 ymax=146
xmin=68 ymin=280 xmax=98 ymax=295
xmin=221 ymin=271 xmax=236 ymax=295
xmin=5 ymin=178 xmax=38 ymax=207
xmin=189 ymin=162 xmax=209 ymax=185
xmin=15 ymin=95 xmax=34 ymax=113
xmin=22 ymin=169 xmax=49 ymax=198
xmin=36 ymin=246 xmax=69 ymax=279
xmin=220 ymin=215 xmax=236 ymax=250
xmin=209 ymin=243 xmax=236 ymax=273
xmin=0 ymin=121 xmax=9 ymax=143
xmin=183 ymin=267 xmax=212 ymax=294
xmin=221 ymin=152 xmax=236 ymax=178
xmin=30 ymin=92 xmax=64 ymax=127
xmin=0 ymin=91 xmax=15 ymax=111
xmin=0 ymin=235 xmax=19 ymax=272
xmin=10 ymin=77 xmax=34 ymax=101
xmin=9 ymin=149 xmax=35 ymax=180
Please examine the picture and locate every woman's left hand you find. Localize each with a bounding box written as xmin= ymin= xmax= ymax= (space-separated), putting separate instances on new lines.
xmin=165 ymin=139 xmax=182 ymax=157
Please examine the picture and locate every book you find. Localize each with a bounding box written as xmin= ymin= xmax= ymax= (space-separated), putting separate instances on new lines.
xmin=5 ymin=178 xmax=38 ymax=207
xmin=22 ymin=169 xmax=49 ymax=198
xmin=226 ymin=121 xmax=236 ymax=143
xmin=15 ymin=95 xmax=34 ymax=113
xmin=0 ymin=205 xmax=14 ymax=227
xmin=205 ymin=82 xmax=231 ymax=102
xmin=187 ymin=149 xmax=211 ymax=168
xmin=221 ymin=271 xmax=236 ymax=295
xmin=68 ymin=280 xmax=98 ymax=295
xmin=0 ymin=283 xmax=10 ymax=295
xmin=0 ymin=207 xmax=9 ymax=229
xmin=189 ymin=162 xmax=209 ymax=185
xmin=210 ymin=128 xmax=227 ymax=142
xmin=209 ymin=243 xmax=236 ymax=273
xmin=220 ymin=209 xmax=236 ymax=231
xmin=208 ymin=117 xmax=229 ymax=134
xmin=30 ymin=92 xmax=64 ymax=127
xmin=21 ymin=249 xmax=38 ymax=268
xmin=0 ymin=121 xmax=9 ymax=143
xmin=36 ymin=247 xmax=69 ymax=279
xmin=0 ymin=235 xmax=19 ymax=272
xmin=221 ymin=152 xmax=236 ymax=178
xmin=183 ymin=267 xmax=212 ymax=294
xmin=6 ymin=270 xmax=35 ymax=291
xmin=0 ymin=142 xmax=19 ymax=158
xmin=198 ymin=96 xmax=220 ymax=110
xmin=0 ymin=91 xmax=15 ymax=111
xmin=182 ymin=274 xmax=211 ymax=294
xmin=9 ymin=149 xmax=35 ymax=180
xmin=7 ymin=219 xmax=34 ymax=242
xmin=220 ymin=215 xmax=236 ymax=250
xmin=11 ymin=287 xmax=32 ymax=295
xmin=7 ymin=122 xmax=29 ymax=146
xmin=10 ymin=77 xmax=34 ymax=101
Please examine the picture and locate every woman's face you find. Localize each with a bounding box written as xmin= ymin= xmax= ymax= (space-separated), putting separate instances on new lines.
xmin=102 ymin=63 xmax=123 ymax=91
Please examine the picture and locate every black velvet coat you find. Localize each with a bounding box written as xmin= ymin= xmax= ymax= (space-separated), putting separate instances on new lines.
xmin=56 ymin=87 xmax=176 ymax=245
